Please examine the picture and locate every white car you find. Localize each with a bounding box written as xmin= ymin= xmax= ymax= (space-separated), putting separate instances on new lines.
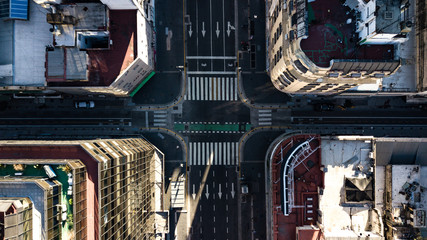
xmin=75 ymin=101 xmax=95 ymax=108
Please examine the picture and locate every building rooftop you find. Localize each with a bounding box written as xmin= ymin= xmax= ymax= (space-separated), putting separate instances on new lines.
xmin=319 ymin=137 xmax=383 ymax=239
xmin=270 ymin=134 xmax=323 ymax=240
xmin=300 ymin=0 xmax=395 ymax=68
xmin=0 ymin=0 xmax=137 ymax=88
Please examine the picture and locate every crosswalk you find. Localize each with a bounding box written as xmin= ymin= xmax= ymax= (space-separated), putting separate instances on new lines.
xmin=188 ymin=142 xmax=239 ymax=165
xmin=184 ymin=76 xmax=239 ymax=101
xmin=153 ymin=110 xmax=167 ymax=127
xmin=258 ymin=109 xmax=272 ymax=126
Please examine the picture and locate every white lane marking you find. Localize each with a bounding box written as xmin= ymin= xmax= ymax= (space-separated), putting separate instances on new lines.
xmin=205 ymin=77 xmax=209 ymax=101
xmin=221 ymin=77 xmax=225 ymax=100
xmin=225 ymin=77 xmax=230 ymax=101
xmin=214 ymin=142 xmax=218 ymax=165
xmin=189 ymin=142 xmax=193 ymax=165
xmin=209 ymin=77 xmax=213 ymax=100
xmin=201 ymin=142 xmax=205 ymax=165
xmin=214 ymin=216 xmax=216 ymax=222
xmin=227 ymin=142 xmax=231 ymax=165
xmin=235 ymin=143 xmax=239 ymax=165
xmin=196 ymin=77 xmax=200 ymax=100
xmin=258 ymin=109 xmax=272 ymax=113
xmin=197 ymin=142 xmax=201 ymax=166
xmin=218 ymin=142 xmax=222 ymax=165
xmin=226 ymin=205 xmax=228 ymax=211
xmin=153 ymin=118 xmax=167 ymax=122
xmin=213 ymin=205 xmax=215 ymax=211
xmin=145 ymin=111 xmax=148 ymax=127
xmin=259 ymin=118 xmax=272 ymax=121
xmin=206 ymin=142 xmax=210 ymax=166
xmin=258 ymin=114 xmax=272 ymax=117
xmin=213 ymin=77 xmax=217 ymax=101
xmin=200 ymin=77 xmax=204 ymax=101
xmin=223 ymin=142 xmax=227 ymax=165
xmin=191 ymin=77 xmax=196 ymax=100
xmin=259 ymin=122 xmax=272 ymax=125
xmin=153 ymin=123 xmax=166 ymax=126
xmin=200 ymin=205 xmax=202 ymax=211
xmin=200 ymin=216 xmax=202 ymax=222
xmin=226 ymin=216 xmax=229 ymax=222
xmin=209 ymin=142 xmax=214 ymax=165
xmin=234 ymin=77 xmax=238 ymax=100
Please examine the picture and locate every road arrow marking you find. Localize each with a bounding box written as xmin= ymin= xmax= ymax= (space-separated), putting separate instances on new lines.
xmin=231 ymin=182 xmax=235 ymax=199
xmin=205 ymin=184 xmax=209 ymax=199
xmin=202 ymin=22 xmax=206 ymax=37
xmin=227 ymin=21 xmax=235 ymax=37
xmin=218 ymin=183 xmax=222 ymax=199
xmin=189 ymin=24 xmax=193 ymax=38
xmin=192 ymin=184 xmax=196 ymax=200
xmin=216 ymin=22 xmax=220 ymax=38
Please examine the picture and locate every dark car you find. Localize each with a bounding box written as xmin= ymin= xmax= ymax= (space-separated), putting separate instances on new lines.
xmin=314 ymin=103 xmax=334 ymax=112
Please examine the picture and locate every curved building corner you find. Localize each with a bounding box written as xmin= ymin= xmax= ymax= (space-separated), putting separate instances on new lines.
xmin=267 ymin=0 xmax=412 ymax=95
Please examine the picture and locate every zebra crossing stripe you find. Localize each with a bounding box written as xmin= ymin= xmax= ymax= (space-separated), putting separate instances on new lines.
xmin=197 ymin=142 xmax=201 ymax=166
xmin=213 ymin=142 xmax=219 ymax=165
xmin=213 ymin=77 xmax=217 ymax=101
xmin=185 ymin=77 xmax=238 ymax=101
xmin=187 ymin=142 xmax=239 ymax=166
xmin=234 ymin=77 xmax=238 ymax=100
xmin=235 ymin=142 xmax=239 ymax=165
xmin=205 ymin=77 xmax=209 ymax=101
xmin=188 ymin=143 xmax=193 ymax=166
xmin=227 ymin=142 xmax=231 ymax=165
xmin=191 ymin=77 xmax=196 ymax=100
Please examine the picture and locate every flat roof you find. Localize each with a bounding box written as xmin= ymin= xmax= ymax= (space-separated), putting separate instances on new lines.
xmin=8 ymin=0 xmax=52 ymax=86
xmin=319 ymin=138 xmax=382 ymax=239
xmin=300 ymin=0 xmax=395 ymax=68
xmin=1 ymin=1 xmax=138 ymax=88
xmin=374 ymin=138 xmax=427 ymax=166
xmin=54 ymin=3 xmax=107 ymax=47
xmin=391 ymin=165 xmax=427 ymax=209
xmin=48 ymin=9 xmax=137 ymax=87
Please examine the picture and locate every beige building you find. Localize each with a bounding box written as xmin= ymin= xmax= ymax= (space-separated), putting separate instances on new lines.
xmin=0 ymin=138 xmax=166 ymax=240
xmin=266 ymin=0 xmax=420 ymax=95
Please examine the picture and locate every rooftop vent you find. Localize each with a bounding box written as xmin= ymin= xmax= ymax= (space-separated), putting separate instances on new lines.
xmin=384 ymin=11 xmax=393 ymax=20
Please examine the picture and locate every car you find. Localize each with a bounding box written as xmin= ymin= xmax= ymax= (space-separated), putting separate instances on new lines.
xmin=314 ymin=103 xmax=334 ymax=112
xmin=75 ymin=101 xmax=95 ymax=108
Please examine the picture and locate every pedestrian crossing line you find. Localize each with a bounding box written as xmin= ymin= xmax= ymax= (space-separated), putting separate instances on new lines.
xmin=185 ymin=76 xmax=239 ymax=101
xmin=152 ymin=110 xmax=167 ymax=127
xmin=258 ymin=109 xmax=272 ymax=126
xmin=188 ymin=142 xmax=239 ymax=166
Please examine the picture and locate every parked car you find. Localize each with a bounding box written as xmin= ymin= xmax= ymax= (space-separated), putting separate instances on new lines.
xmin=75 ymin=101 xmax=95 ymax=108
xmin=314 ymin=103 xmax=334 ymax=112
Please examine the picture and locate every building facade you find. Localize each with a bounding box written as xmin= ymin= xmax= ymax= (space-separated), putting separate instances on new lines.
xmin=266 ymin=0 xmax=415 ymax=95
xmin=0 ymin=138 xmax=165 ymax=240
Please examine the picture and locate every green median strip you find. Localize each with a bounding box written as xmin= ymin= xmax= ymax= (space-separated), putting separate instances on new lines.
xmin=129 ymin=71 xmax=156 ymax=97
xmin=174 ymin=123 xmax=252 ymax=132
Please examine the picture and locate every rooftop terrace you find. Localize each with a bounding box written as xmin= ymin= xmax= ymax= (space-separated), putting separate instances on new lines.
xmin=300 ymin=0 xmax=395 ymax=67
xmin=271 ymin=134 xmax=323 ymax=240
